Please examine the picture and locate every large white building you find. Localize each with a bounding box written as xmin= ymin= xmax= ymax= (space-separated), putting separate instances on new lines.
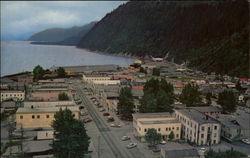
xmin=1 ymin=90 xmax=25 ymax=102
xmin=82 ymin=74 xmax=120 ymax=85
xmin=174 ymin=108 xmax=221 ymax=146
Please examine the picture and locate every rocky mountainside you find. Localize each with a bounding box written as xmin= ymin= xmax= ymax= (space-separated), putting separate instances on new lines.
xmin=77 ymin=1 xmax=249 ymax=77
xmin=28 ymin=21 xmax=97 ymax=45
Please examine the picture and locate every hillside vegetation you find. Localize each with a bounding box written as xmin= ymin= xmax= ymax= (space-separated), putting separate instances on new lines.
xmin=29 ymin=21 xmax=97 ymax=45
xmin=78 ymin=1 xmax=249 ymax=77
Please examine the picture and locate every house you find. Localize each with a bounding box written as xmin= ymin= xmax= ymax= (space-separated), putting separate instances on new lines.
xmin=15 ymin=106 xmax=80 ymax=129
xmin=0 ymin=90 xmax=25 ymax=102
xmin=132 ymin=113 xmax=181 ymax=141
xmin=174 ymin=108 xmax=221 ymax=146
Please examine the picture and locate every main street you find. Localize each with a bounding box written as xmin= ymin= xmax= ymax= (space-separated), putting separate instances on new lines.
xmin=73 ymin=81 xmax=144 ymax=158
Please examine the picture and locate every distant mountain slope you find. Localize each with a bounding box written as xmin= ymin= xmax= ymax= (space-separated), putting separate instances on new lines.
xmin=77 ymin=1 xmax=249 ymax=77
xmin=28 ymin=21 xmax=97 ymax=45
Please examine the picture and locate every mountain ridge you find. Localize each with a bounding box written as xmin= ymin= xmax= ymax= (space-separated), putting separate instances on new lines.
xmin=77 ymin=1 xmax=249 ymax=77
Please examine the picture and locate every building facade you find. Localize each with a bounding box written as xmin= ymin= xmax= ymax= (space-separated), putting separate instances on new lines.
xmin=174 ymin=108 xmax=221 ymax=146
xmin=15 ymin=107 xmax=80 ymax=129
xmin=1 ymin=90 xmax=25 ymax=102
xmin=132 ymin=113 xmax=181 ymax=141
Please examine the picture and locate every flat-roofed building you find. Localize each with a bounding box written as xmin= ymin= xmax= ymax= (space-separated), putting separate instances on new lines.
xmin=16 ymin=106 xmax=80 ymax=129
xmin=132 ymin=113 xmax=181 ymax=141
xmin=0 ymin=90 xmax=25 ymax=102
xmin=174 ymin=108 xmax=221 ymax=146
xmin=30 ymin=91 xmax=71 ymax=101
xmin=24 ymin=101 xmax=76 ymax=108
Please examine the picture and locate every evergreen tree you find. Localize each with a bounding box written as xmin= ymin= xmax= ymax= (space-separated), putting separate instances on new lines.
xmin=140 ymin=78 xmax=174 ymax=113
xmin=117 ymin=87 xmax=134 ymax=120
xmin=58 ymin=93 xmax=69 ymax=101
xmin=57 ymin=67 xmax=66 ymax=78
xmin=236 ymin=80 xmax=243 ymax=92
xmin=145 ymin=128 xmax=161 ymax=146
xmin=217 ymin=90 xmax=236 ymax=113
xmin=206 ymin=92 xmax=212 ymax=105
xmin=152 ymin=68 xmax=160 ymax=76
xmin=168 ymin=131 xmax=174 ymax=140
xmin=33 ymin=65 xmax=44 ymax=80
xmin=179 ymin=83 xmax=202 ymax=106
xmin=52 ymin=108 xmax=90 ymax=158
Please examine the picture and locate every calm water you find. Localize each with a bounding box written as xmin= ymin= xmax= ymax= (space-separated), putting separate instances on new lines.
xmin=1 ymin=41 xmax=134 ymax=76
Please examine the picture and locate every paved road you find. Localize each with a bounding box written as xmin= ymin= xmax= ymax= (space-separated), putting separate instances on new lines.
xmin=74 ymin=83 xmax=140 ymax=158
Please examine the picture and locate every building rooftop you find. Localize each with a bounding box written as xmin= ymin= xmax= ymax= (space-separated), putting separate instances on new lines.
xmin=131 ymin=89 xmax=144 ymax=97
xmin=16 ymin=106 xmax=79 ymax=114
xmin=190 ymin=106 xmax=222 ymax=113
xmin=1 ymin=90 xmax=24 ymax=93
xmin=139 ymin=119 xmax=180 ymax=125
xmin=161 ymin=142 xmax=199 ymax=158
xmin=133 ymin=112 xmax=173 ymax=120
xmin=175 ymin=108 xmax=219 ymax=124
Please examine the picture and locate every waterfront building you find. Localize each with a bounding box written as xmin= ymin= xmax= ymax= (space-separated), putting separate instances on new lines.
xmin=174 ymin=108 xmax=221 ymax=146
xmin=132 ymin=113 xmax=181 ymax=141
xmin=15 ymin=106 xmax=80 ymax=129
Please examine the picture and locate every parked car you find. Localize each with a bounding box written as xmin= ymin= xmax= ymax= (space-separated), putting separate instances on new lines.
xmin=107 ymin=116 xmax=114 ymax=122
xmin=126 ymin=143 xmax=137 ymax=149
xmin=103 ymin=112 xmax=110 ymax=116
xmin=121 ymin=136 xmax=130 ymax=141
xmin=79 ymin=106 xmax=84 ymax=109
xmin=160 ymin=140 xmax=166 ymax=144
xmin=242 ymin=138 xmax=250 ymax=144
xmin=84 ymin=118 xmax=92 ymax=123
xmin=110 ymin=123 xmax=121 ymax=128
xmin=99 ymin=108 xmax=105 ymax=112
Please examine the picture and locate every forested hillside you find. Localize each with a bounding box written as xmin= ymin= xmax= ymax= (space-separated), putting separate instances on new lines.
xmin=29 ymin=21 xmax=97 ymax=45
xmin=78 ymin=1 xmax=249 ymax=77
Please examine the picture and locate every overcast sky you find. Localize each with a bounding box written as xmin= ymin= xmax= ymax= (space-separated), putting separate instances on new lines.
xmin=1 ymin=1 xmax=126 ymax=40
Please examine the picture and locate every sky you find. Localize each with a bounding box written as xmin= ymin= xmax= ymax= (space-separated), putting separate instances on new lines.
xmin=1 ymin=1 xmax=126 ymax=40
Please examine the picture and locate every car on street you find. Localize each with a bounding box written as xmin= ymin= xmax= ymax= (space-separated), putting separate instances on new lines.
xmin=121 ymin=136 xmax=130 ymax=141
xmin=99 ymin=108 xmax=105 ymax=112
xmin=84 ymin=118 xmax=92 ymax=123
xmin=107 ymin=116 xmax=114 ymax=122
xmin=160 ymin=140 xmax=166 ymax=144
xmin=110 ymin=123 xmax=121 ymax=128
xmin=126 ymin=143 xmax=137 ymax=149
xmin=103 ymin=112 xmax=110 ymax=116
xmin=241 ymin=138 xmax=250 ymax=145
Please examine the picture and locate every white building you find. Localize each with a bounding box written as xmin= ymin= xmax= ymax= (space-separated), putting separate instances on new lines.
xmin=1 ymin=90 xmax=25 ymax=102
xmin=174 ymin=108 xmax=221 ymax=146
xmin=83 ymin=74 xmax=120 ymax=85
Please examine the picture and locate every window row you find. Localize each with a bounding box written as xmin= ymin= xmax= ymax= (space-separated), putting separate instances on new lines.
xmin=142 ymin=127 xmax=180 ymax=132
xmin=1 ymin=94 xmax=23 ymax=97
xmin=19 ymin=114 xmax=76 ymax=119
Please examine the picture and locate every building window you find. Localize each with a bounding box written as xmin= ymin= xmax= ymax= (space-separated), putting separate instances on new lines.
xmin=177 ymin=127 xmax=179 ymax=130
xmin=144 ymin=129 xmax=147 ymax=132
xmin=214 ymin=133 xmax=217 ymax=137
xmin=176 ymin=134 xmax=179 ymax=138
xmin=201 ymin=127 xmax=205 ymax=131
xmin=158 ymin=128 xmax=161 ymax=132
xmin=169 ymin=128 xmax=171 ymax=131
xmin=172 ymin=127 xmax=174 ymax=130
xmin=214 ymin=126 xmax=217 ymax=130
xmin=166 ymin=128 xmax=168 ymax=131
xmin=213 ymin=140 xmax=216 ymax=144
xmin=46 ymin=115 xmax=50 ymax=118
xmin=201 ymin=134 xmax=204 ymax=138
xmin=20 ymin=115 xmax=23 ymax=119
xmin=37 ymin=115 xmax=40 ymax=119
xmin=73 ymin=114 xmax=75 ymax=117
xmin=32 ymin=115 xmax=35 ymax=119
